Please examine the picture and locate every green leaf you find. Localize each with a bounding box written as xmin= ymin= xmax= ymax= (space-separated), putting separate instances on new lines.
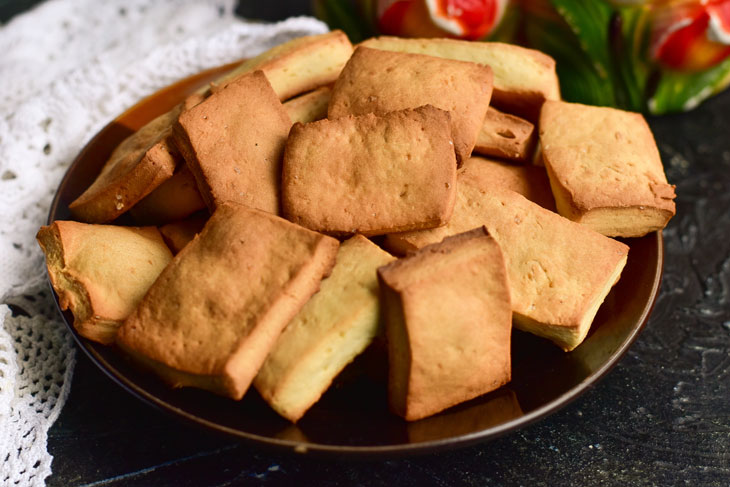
xmin=524 ymin=14 xmax=615 ymax=106
xmin=311 ymin=0 xmax=375 ymax=43
xmin=549 ymin=0 xmax=614 ymax=81
xmin=649 ymin=56 xmax=730 ymax=114
xmin=612 ymin=6 xmax=653 ymax=112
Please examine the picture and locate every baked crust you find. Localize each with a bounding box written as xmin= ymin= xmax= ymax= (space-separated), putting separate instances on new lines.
xmin=158 ymin=214 xmax=208 ymax=254
xmin=212 ymin=30 xmax=353 ymax=101
xmin=129 ymin=165 xmax=206 ymax=225
xmin=385 ymin=178 xmax=629 ymax=351
xmin=458 ymin=156 xmax=556 ymax=211
xmin=69 ymin=113 xmax=182 ymax=223
xmin=283 ymin=85 xmax=332 ymax=124
xmin=254 ymin=235 xmax=395 ymax=422
xmin=328 ymin=46 xmax=493 ymax=164
xmin=116 ymin=202 xmax=339 ymax=400
xmin=378 ymin=227 xmax=512 ymax=421
xmin=173 ymin=70 xmax=291 ymax=215
xmin=282 ymin=105 xmax=457 ymax=236
xmin=540 ymin=100 xmax=676 ymax=237
xmin=474 ymin=107 xmax=536 ymax=162
xmin=359 ymin=36 xmax=560 ymax=121
xmin=36 ymin=221 xmax=172 ymax=344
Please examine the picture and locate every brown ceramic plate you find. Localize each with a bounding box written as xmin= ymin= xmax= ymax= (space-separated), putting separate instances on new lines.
xmin=47 ymin=64 xmax=664 ymax=456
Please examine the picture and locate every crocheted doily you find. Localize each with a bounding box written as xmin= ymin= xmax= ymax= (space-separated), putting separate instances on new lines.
xmin=0 ymin=1 xmax=327 ymax=485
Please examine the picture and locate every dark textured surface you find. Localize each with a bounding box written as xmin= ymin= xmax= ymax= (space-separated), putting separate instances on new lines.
xmin=26 ymin=5 xmax=729 ymax=487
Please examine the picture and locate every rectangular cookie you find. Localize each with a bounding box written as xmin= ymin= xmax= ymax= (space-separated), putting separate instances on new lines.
xmin=283 ymin=85 xmax=331 ymax=124
xmin=254 ymin=235 xmax=396 ymax=422
xmin=69 ymin=114 xmax=182 ymax=223
xmin=158 ymin=214 xmax=208 ymax=254
xmin=458 ymin=156 xmax=556 ymax=211
xmin=129 ymin=165 xmax=206 ymax=226
xmin=540 ymin=100 xmax=676 ymax=237
xmin=36 ymin=221 xmax=173 ymax=344
xmin=116 ymin=202 xmax=340 ymax=400
xmin=212 ymin=30 xmax=353 ymax=101
xmin=359 ymin=36 xmax=560 ymax=121
xmin=328 ymin=46 xmax=493 ymax=164
xmin=173 ymin=70 xmax=291 ymax=215
xmin=378 ymin=227 xmax=512 ymax=421
xmin=385 ymin=180 xmax=628 ymax=352
xmin=282 ymin=105 xmax=457 ymax=236
xmin=474 ymin=107 xmax=536 ymax=162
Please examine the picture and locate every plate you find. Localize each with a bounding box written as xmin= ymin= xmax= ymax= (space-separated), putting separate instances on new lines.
xmin=47 ymin=63 xmax=664 ymax=456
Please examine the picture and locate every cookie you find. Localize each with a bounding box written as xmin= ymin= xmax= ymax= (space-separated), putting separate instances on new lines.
xmin=458 ymin=156 xmax=556 ymax=211
xmin=283 ymin=85 xmax=331 ymax=124
xmin=378 ymin=227 xmax=512 ymax=421
xmin=328 ymin=46 xmax=493 ymax=164
xmin=69 ymin=113 xmax=182 ymax=223
xmin=540 ymin=100 xmax=676 ymax=237
xmin=474 ymin=107 xmax=536 ymax=162
xmin=212 ymin=30 xmax=353 ymax=101
xmin=36 ymin=221 xmax=173 ymax=344
xmin=359 ymin=36 xmax=560 ymax=121
xmin=385 ymin=180 xmax=629 ymax=351
xmin=116 ymin=202 xmax=340 ymax=400
xmin=254 ymin=235 xmax=395 ymax=422
xmin=174 ymin=70 xmax=291 ymax=214
xmin=282 ymin=105 xmax=457 ymax=236
xmin=129 ymin=165 xmax=206 ymax=226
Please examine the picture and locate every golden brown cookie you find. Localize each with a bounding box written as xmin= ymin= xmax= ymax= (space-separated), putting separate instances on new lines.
xmin=328 ymin=46 xmax=493 ymax=164
xmin=385 ymin=181 xmax=628 ymax=352
xmin=36 ymin=221 xmax=173 ymax=344
xmin=174 ymin=70 xmax=291 ymax=215
xmin=116 ymin=202 xmax=340 ymax=400
xmin=458 ymin=156 xmax=556 ymax=211
xmin=255 ymin=235 xmax=396 ymax=422
xmin=540 ymin=100 xmax=676 ymax=237
xmin=282 ymin=105 xmax=457 ymax=236
xmin=158 ymin=214 xmax=208 ymax=254
xmin=474 ymin=107 xmax=536 ymax=162
xmin=359 ymin=36 xmax=560 ymax=121
xmin=129 ymin=165 xmax=207 ymax=226
xmin=69 ymin=114 xmax=182 ymax=223
xmin=378 ymin=227 xmax=512 ymax=421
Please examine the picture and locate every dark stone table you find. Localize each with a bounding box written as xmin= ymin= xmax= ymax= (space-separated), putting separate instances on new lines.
xmin=9 ymin=3 xmax=724 ymax=486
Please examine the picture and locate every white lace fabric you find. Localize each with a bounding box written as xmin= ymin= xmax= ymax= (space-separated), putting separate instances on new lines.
xmin=0 ymin=2 xmax=328 ymax=485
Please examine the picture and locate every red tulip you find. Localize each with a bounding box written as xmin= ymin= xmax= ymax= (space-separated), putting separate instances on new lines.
xmin=651 ymin=0 xmax=730 ymax=71
xmin=377 ymin=0 xmax=508 ymax=40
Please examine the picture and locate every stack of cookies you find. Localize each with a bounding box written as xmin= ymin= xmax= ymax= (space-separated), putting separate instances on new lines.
xmin=37 ymin=31 xmax=675 ymax=422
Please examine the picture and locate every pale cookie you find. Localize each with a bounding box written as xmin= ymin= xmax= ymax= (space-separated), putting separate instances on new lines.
xmin=282 ymin=105 xmax=457 ymax=236
xmin=328 ymin=46 xmax=493 ymax=164
xmin=36 ymin=221 xmax=173 ymax=345
xmin=116 ymin=202 xmax=339 ymax=400
xmin=359 ymin=36 xmax=560 ymax=121
xmin=378 ymin=227 xmax=512 ymax=421
xmin=283 ymin=85 xmax=332 ymax=124
xmin=540 ymin=100 xmax=676 ymax=237
xmin=213 ymin=30 xmax=353 ymax=101
xmin=174 ymin=70 xmax=291 ymax=215
xmin=474 ymin=107 xmax=536 ymax=162
xmin=385 ymin=182 xmax=628 ymax=352
xmin=255 ymin=235 xmax=396 ymax=422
